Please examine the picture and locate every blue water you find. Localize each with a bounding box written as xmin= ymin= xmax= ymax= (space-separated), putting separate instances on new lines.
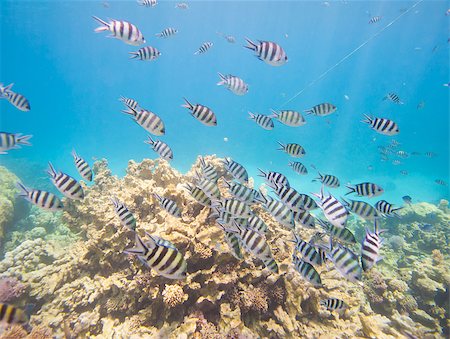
xmin=1 ymin=0 xmax=448 ymax=205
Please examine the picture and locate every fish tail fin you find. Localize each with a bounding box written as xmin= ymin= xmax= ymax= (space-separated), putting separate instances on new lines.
xmin=217 ymin=72 xmax=226 ymax=86
xmin=92 ymin=16 xmax=109 ymax=32
xmin=16 ymin=181 xmax=29 ymax=197
xmin=257 ymin=168 xmax=266 ymax=178
xmin=268 ymin=109 xmax=278 ymax=118
xmin=47 ymin=162 xmax=57 ymax=178
xmin=71 ymin=148 xmax=79 ymax=161
xmin=110 ymin=195 xmax=120 ymax=207
xmin=129 ymin=51 xmax=140 ymax=59
xmin=244 ymin=37 xmax=257 ymax=51
xmin=345 ymin=184 xmax=355 ymax=195
xmin=248 ymin=111 xmax=255 ymax=120
xmin=277 ymin=141 xmax=285 ymax=150
xmin=145 ymin=135 xmax=155 ymax=146
xmin=16 ymin=134 xmax=32 ymax=146
xmin=124 ymin=233 xmax=149 ymax=256
xmin=182 ymin=97 xmax=193 ymax=110
xmin=121 ymin=106 xmax=137 ymax=116
xmin=361 ymin=113 xmax=372 ymax=124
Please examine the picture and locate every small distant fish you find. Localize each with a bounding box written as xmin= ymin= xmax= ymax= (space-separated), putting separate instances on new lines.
xmin=111 ymin=196 xmax=137 ymax=230
xmin=244 ymin=38 xmax=288 ymax=66
xmin=129 ymin=46 xmax=161 ymax=61
xmin=392 ymin=160 xmax=401 ymax=166
xmin=0 ymin=303 xmax=30 ymax=326
xmin=72 ymin=150 xmax=93 ymax=181
xmin=320 ymin=298 xmax=347 ymax=311
xmin=443 ymin=82 xmax=450 ymax=87
xmin=345 ymin=182 xmax=384 ymax=198
xmin=270 ymin=109 xmax=306 ymax=127
xmin=0 ymin=85 xmax=31 ymax=111
xmin=17 ymin=182 xmax=64 ymax=211
xmin=217 ymin=32 xmax=235 ymax=43
xmin=145 ymin=136 xmax=173 ymax=161
xmin=182 ymin=98 xmax=217 ymax=126
xmin=375 ymin=200 xmax=402 ymax=217
xmin=138 ymin=0 xmax=157 ymax=7
xmin=92 ymin=16 xmax=145 ymax=46
xmin=194 ymin=42 xmax=213 ymax=55
xmin=416 ymin=101 xmax=425 ymax=110
xmin=154 ymin=194 xmax=181 ymax=218
xmin=400 ymin=170 xmax=408 ymax=176
xmin=292 ymin=253 xmax=322 ymax=286
xmin=396 ymin=150 xmax=409 ymax=159
xmin=183 ymin=183 xmax=211 ymax=207
xmin=402 ymin=195 xmax=412 ymax=205
xmin=175 ymin=2 xmax=189 ymax=9
xmin=258 ymin=169 xmax=290 ymax=189
xmin=277 ymin=142 xmax=305 ymax=158
xmin=361 ymin=220 xmax=383 ymax=271
xmin=288 ymin=161 xmax=308 ymax=175
xmin=122 ymin=106 xmax=165 ymax=136
xmin=341 ymin=198 xmax=380 ymax=221
xmin=48 ymin=162 xmax=84 ymax=200
xmin=156 ymin=27 xmax=178 ymax=38
xmin=418 ymin=223 xmax=433 ymax=232
xmin=383 ymin=92 xmax=403 ymax=104
xmin=425 ymin=152 xmax=436 ymax=158
xmin=362 ymin=114 xmax=399 ymax=136
xmin=199 ymin=156 xmax=218 ymax=182
xmin=0 ymin=132 xmax=32 ymax=154
xmin=446 ymin=9 xmax=450 ymax=16
xmin=304 ymin=103 xmax=336 ymax=116
xmin=222 ymin=157 xmax=248 ymax=183
xmin=369 ymin=16 xmax=382 ymax=24
xmin=314 ymin=172 xmax=340 ymax=188
xmin=248 ymin=112 xmax=274 ymax=130
xmin=435 ymin=179 xmax=447 ymax=186
xmin=217 ymin=73 xmax=248 ymax=95
xmin=119 ymin=96 xmax=140 ymax=111
xmin=313 ymin=187 xmax=348 ymax=229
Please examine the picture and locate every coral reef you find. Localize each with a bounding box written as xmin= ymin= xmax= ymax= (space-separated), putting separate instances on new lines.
xmin=0 ymin=276 xmax=26 ymax=303
xmin=0 ymin=157 xmax=448 ymax=338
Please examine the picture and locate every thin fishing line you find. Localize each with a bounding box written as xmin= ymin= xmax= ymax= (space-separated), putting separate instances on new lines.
xmin=279 ymin=0 xmax=424 ymax=109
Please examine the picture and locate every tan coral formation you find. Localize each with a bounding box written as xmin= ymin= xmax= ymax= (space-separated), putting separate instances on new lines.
xmin=0 ymin=156 xmax=448 ymax=338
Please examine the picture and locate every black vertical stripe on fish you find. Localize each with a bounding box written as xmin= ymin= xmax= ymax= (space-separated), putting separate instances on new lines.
xmin=362 ymin=114 xmax=399 ymax=136
xmin=222 ymin=157 xmax=248 ymax=183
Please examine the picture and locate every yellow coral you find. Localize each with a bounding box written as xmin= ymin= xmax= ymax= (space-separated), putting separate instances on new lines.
xmin=162 ymin=284 xmax=187 ymax=307
xmin=432 ymin=249 xmax=444 ymax=265
xmin=0 ymin=325 xmax=28 ymax=339
xmin=194 ymin=241 xmax=213 ymax=259
xmin=240 ymin=286 xmax=268 ymax=313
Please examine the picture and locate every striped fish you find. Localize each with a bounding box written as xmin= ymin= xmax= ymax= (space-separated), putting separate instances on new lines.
xmin=260 ymin=194 xmax=294 ymax=229
xmin=138 ymin=0 xmax=157 ymax=6
xmin=224 ymin=180 xmax=260 ymax=204
xmin=72 ymin=150 xmax=93 ymax=181
xmin=183 ymin=184 xmax=211 ymax=207
xmin=327 ymin=239 xmax=362 ymax=282
xmin=196 ymin=174 xmax=221 ymax=200
xmin=246 ymin=215 xmax=268 ymax=234
xmin=182 ymin=98 xmax=217 ymax=126
xmin=296 ymin=194 xmax=318 ymax=211
xmin=258 ymin=169 xmax=290 ymax=189
xmin=0 ymin=132 xmax=32 ymax=154
xmin=368 ymin=16 xmax=382 ymax=24
xmin=288 ymin=161 xmax=308 ymax=175
xmin=320 ymin=298 xmax=347 ymax=311
xmin=314 ymin=172 xmax=340 ymax=188
xmin=122 ymin=106 xmax=165 ymax=136
xmin=313 ymin=187 xmax=348 ymax=228
xmin=292 ymin=233 xmax=322 ymax=265
xmin=154 ymin=194 xmax=181 ymax=218
xmin=374 ymin=200 xmax=402 ymax=217
xmin=223 ymin=231 xmax=244 ymax=260
xmin=0 ymin=83 xmax=13 ymax=98
xmin=17 ymin=182 xmax=64 ymax=211
xmin=262 ymin=257 xmax=279 ymax=273
xmin=277 ymin=142 xmax=305 ymax=158
xmin=345 ymin=182 xmax=384 ymax=198
xmin=47 ymin=162 xmax=84 ymax=200
xmin=194 ymin=42 xmax=213 ymax=55
xmin=273 ymin=185 xmax=307 ymax=213
xmin=244 ymin=38 xmax=288 ymax=66
xmin=175 ymin=2 xmax=189 ymax=9
xmin=341 ymin=198 xmax=380 ymax=221
xmin=383 ymin=92 xmax=403 ymax=104
xmin=435 ymin=179 xmax=447 ymax=186
xmin=270 ymin=109 xmax=306 ymax=127
xmin=292 ymin=253 xmax=322 ymax=286
xmin=145 ymin=136 xmax=173 ymax=161
xmin=317 ymin=219 xmax=356 ymax=244
xmin=362 ymin=114 xmax=399 ymax=136
xmin=156 ymin=27 xmax=177 ymax=38
xmin=361 ymin=220 xmax=383 ymax=271
xmin=223 ymin=157 xmax=248 ymax=183
xmin=92 ymin=16 xmax=145 ymax=46
xmin=292 ymin=209 xmax=316 ymax=229
xmin=3 ymin=90 xmax=31 ymax=111
xmin=111 ymin=196 xmax=137 ymax=230
xmin=125 ymin=233 xmax=187 ymax=280
xmin=217 ymin=73 xmax=248 ymax=95
xmin=304 ymin=103 xmax=336 ymax=116
xmin=199 ymin=156 xmax=218 ymax=182
xmin=213 ymin=198 xmax=252 ymax=218
xmin=119 ymin=96 xmax=139 ymax=110
xmin=214 ymin=208 xmax=248 ymax=228
xmin=145 ymin=233 xmax=176 ymax=250
xmin=0 ymin=303 xmax=29 ymax=326
xmin=129 ymin=46 xmax=161 ymax=61
xmin=248 ymin=112 xmax=274 ymax=130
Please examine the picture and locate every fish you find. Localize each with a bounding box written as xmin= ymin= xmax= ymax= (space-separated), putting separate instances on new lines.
xmin=119 ymin=96 xmax=139 ymax=110
xmin=392 ymin=160 xmax=401 ymax=165
xmin=341 ymin=198 xmax=380 ymax=221
xmin=0 ymin=132 xmax=32 ymax=154
xmin=292 ymin=209 xmax=316 ymax=229
xmin=2 ymin=89 xmax=31 ymax=111
xmin=273 ymin=184 xmax=308 ymax=213
xmin=224 ymin=180 xmax=260 ymax=204
xmin=125 ymin=233 xmax=187 ymax=280
xmin=153 ymin=194 xmax=181 ymax=218
xmin=212 ymin=198 xmax=252 ymax=218
xmin=217 ymin=73 xmax=248 ymax=95
xmin=368 ymin=16 xmax=382 ymax=24
xmin=0 ymin=83 xmax=13 ymax=98
xmin=294 ymin=194 xmax=318 ymax=211
xmin=443 ymin=82 xmax=450 ymax=87
xmin=71 ymin=150 xmax=93 ymax=181
xmin=277 ymin=142 xmax=305 ymax=158
xmin=262 ymin=257 xmax=279 ymax=273
xmin=122 ymin=106 xmax=165 ymax=136
xmin=327 ymin=239 xmax=362 ymax=282
xmin=292 ymin=233 xmax=322 ymax=265
xmin=416 ymin=101 xmax=425 ymax=110
xmin=137 ymin=0 xmax=157 ymax=7
xmin=418 ymin=223 xmax=433 ymax=232
xmin=259 ymin=194 xmax=295 ymax=229
xmin=402 ymin=195 xmax=412 ymax=205
xmin=345 ymin=182 xmax=384 ymax=198
xmin=182 ymin=98 xmax=217 ymax=126
xmin=320 ymin=298 xmax=347 ymax=311
xmin=194 ymin=42 xmax=213 ymax=54
xmin=213 ymin=208 xmax=247 ymax=228
xmin=411 ymin=152 xmax=421 ymax=156
xmin=313 ymin=187 xmax=348 ymax=229
xmin=222 ymin=158 xmax=248 ymax=183
xmin=396 ymin=151 xmax=409 ymax=159
xmin=156 ymin=27 xmax=178 ymax=38
xmin=195 ymin=174 xmax=221 ymax=200
xmin=92 ymin=16 xmax=145 ymax=46
xmin=244 ymin=38 xmax=288 ymax=66
xmin=248 ymin=112 xmax=274 ymax=130
xmin=317 ymin=219 xmax=356 ymax=244
xmin=288 ymin=161 xmax=308 ymax=175
xmin=175 ymin=2 xmax=189 ymax=9
xmin=313 ymin=172 xmax=340 ymax=188
xmin=270 ymin=109 xmax=306 ymax=127
xmin=47 ymin=162 xmax=84 ymax=200
xmin=199 ymin=156 xmax=218 ymax=182
xmin=400 ymin=170 xmax=408 ymax=176
xmin=16 ymin=182 xmax=64 ymax=211
xmin=383 ymin=92 xmax=403 ymax=104
xmin=304 ymin=103 xmax=336 ymax=116
xmin=361 ymin=220 xmax=383 ymax=271
xmin=246 ymin=215 xmax=268 ymax=234
xmin=183 ymin=184 xmax=211 ymax=207
xmin=362 ymin=114 xmax=399 ymax=136
xmin=292 ymin=253 xmax=322 ymax=286
xmin=216 ymin=32 xmax=235 ymax=43
xmin=129 ymin=46 xmax=161 ymax=61
xmin=111 ymin=196 xmax=137 ymax=230
xmin=223 ymin=231 xmax=244 ymax=259
xmin=0 ymin=303 xmax=30 ymax=326
xmin=435 ymin=179 xmax=447 ymax=186
xmin=144 ymin=233 xmax=177 ymax=250
xmin=145 ymin=136 xmax=173 ymax=161
xmin=425 ymin=152 xmax=437 ymax=158
xmin=258 ymin=169 xmax=290 ymax=189
xmin=374 ymin=200 xmax=402 ymax=217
